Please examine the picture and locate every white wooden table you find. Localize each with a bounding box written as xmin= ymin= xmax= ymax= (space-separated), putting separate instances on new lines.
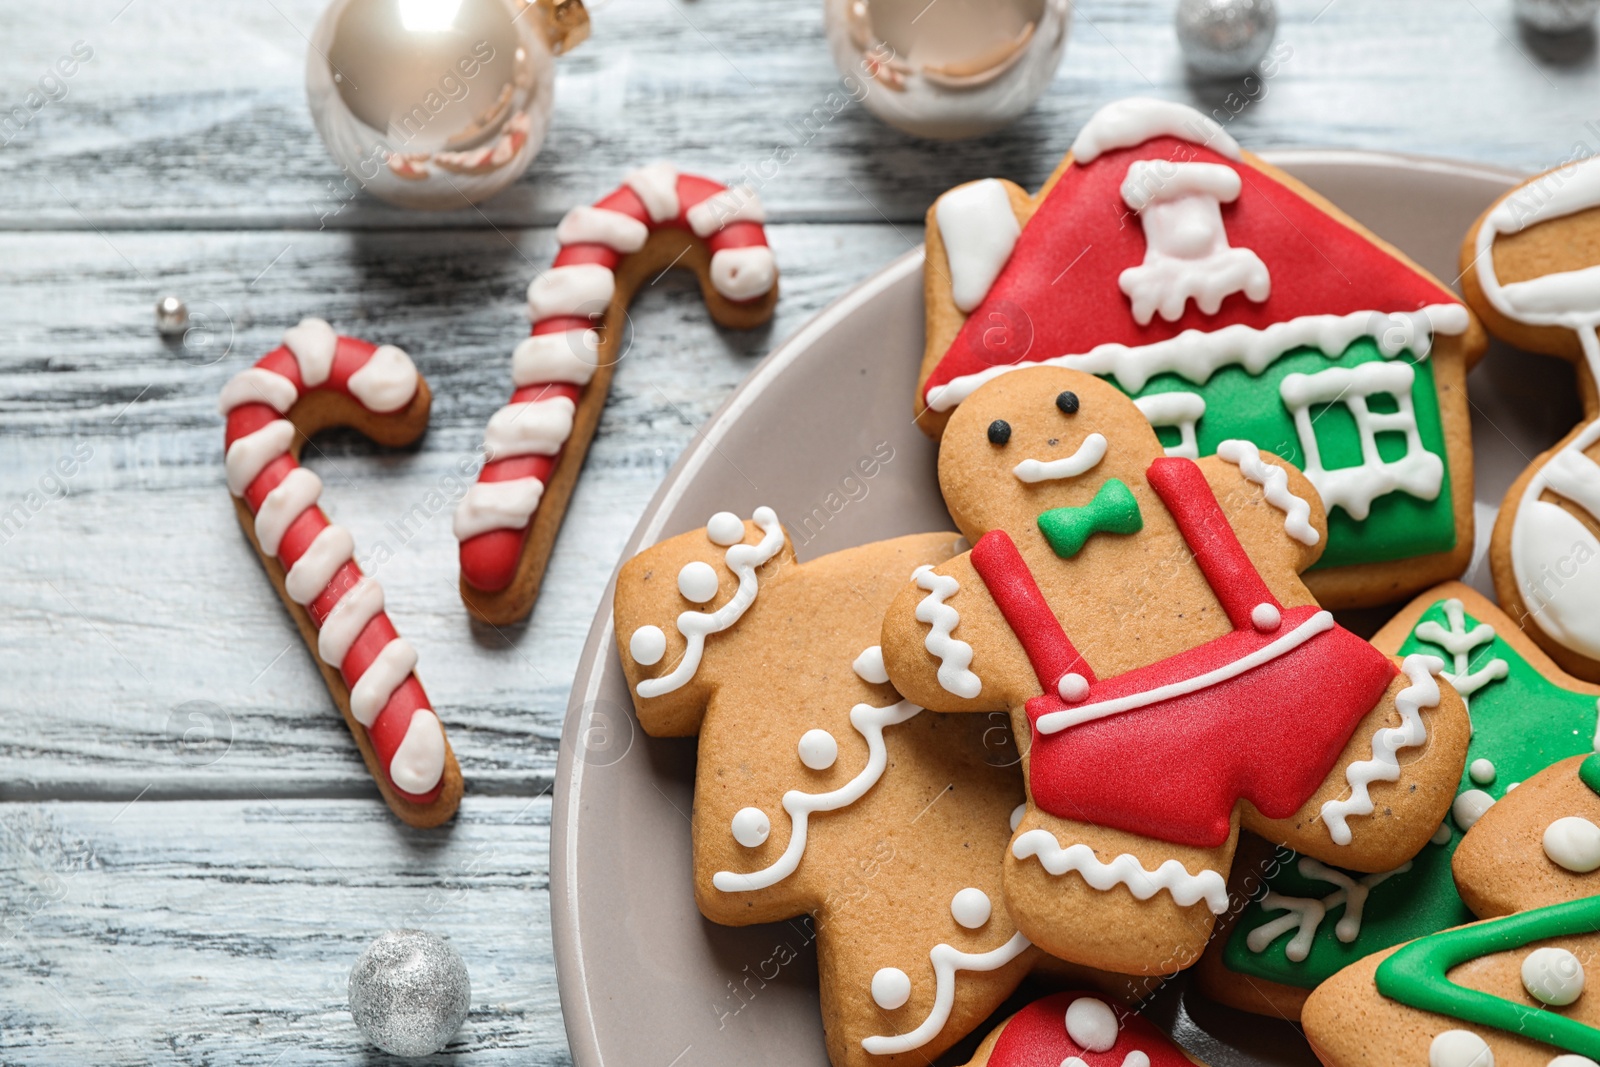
xmin=2 ymin=0 xmax=1596 ymax=1061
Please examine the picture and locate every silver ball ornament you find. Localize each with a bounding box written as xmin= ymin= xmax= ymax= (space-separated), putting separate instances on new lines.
xmin=1515 ymin=0 xmax=1600 ymax=33
xmin=348 ymin=929 xmax=471 ymax=1058
xmin=823 ymin=0 xmax=1073 ymax=140
xmin=1175 ymin=0 xmax=1277 ymax=78
xmin=306 ymin=0 xmax=589 ymax=211
xmin=154 ymin=295 xmax=189 ymax=335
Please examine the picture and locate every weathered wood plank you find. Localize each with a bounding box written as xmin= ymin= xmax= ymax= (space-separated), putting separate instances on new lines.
xmin=0 ymin=223 xmax=915 ymax=798
xmin=1 ymin=0 xmax=1592 ymax=229
xmin=0 ymin=795 xmax=569 ymax=1064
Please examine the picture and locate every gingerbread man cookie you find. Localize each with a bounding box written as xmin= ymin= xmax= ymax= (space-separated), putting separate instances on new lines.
xmin=1304 ymin=752 xmax=1600 ymax=1067
xmin=457 ymin=164 xmax=779 ymax=625
xmin=1200 ymin=582 xmax=1600 ymax=1020
xmin=917 ymin=96 xmax=1485 ymax=609
xmin=614 ymin=516 xmax=1122 ymax=1065
xmin=1462 ymin=155 xmax=1600 ymax=682
xmin=221 ymin=318 xmax=462 ymax=827
xmin=878 ymin=366 xmax=1470 ymax=974
xmin=957 ymin=991 xmax=1203 ymax=1067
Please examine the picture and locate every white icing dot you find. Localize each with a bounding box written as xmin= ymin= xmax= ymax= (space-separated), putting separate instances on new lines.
xmin=1508 ymin=782 xmax=1521 ymax=791
xmin=1522 ymin=946 xmax=1585 ymax=1006
xmin=1549 ymin=1056 xmax=1599 ymax=1067
xmin=678 ymin=560 xmax=720 ymax=603
xmin=1431 ymin=819 xmax=1454 ymax=847
xmin=706 ymin=511 xmax=745 ymax=546
xmin=1430 ymin=1030 xmax=1493 ymax=1067
xmin=731 ymin=807 xmax=770 ymax=848
xmin=871 ymin=967 xmax=911 ymax=1010
xmin=853 ymin=645 xmax=890 ymax=685
xmin=797 ymin=729 xmax=838 ymax=771
xmin=1251 ymin=602 xmax=1282 ymax=633
xmin=1453 ymin=789 xmax=1495 ymax=832
xmin=1064 ymin=997 xmax=1118 ymax=1053
xmin=1469 ymin=758 xmax=1496 ymax=785
xmin=629 ymin=625 xmax=666 ymax=666
xmin=1010 ymin=803 xmax=1026 ymax=832
xmin=950 ymin=887 xmax=991 ymax=929
xmin=1544 ymin=816 xmax=1600 ymax=873
xmin=1058 ymin=672 xmax=1090 ymax=703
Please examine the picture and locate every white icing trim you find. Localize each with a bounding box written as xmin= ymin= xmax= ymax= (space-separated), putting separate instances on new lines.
xmin=1245 ymin=857 xmax=1412 ymax=961
xmin=345 ymin=344 xmax=418 ymax=414
xmin=925 ymin=305 xmax=1471 ymax=409
xmin=282 ymin=317 xmax=338 ymax=387
xmin=936 ymin=179 xmax=1021 ymax=313
xmin=482 ymin=396 xmax=577 ymax=460
xmin=1512 ymin=417 xmax=1600 ymax=661
xmin=635 ymin=507 xmax=786 ymax=699
xmin=1069 ymin=97 xmax=1242 ymax=165
xmin=1215 ymin=439 xmax=1320 ymax=546
xmin=224 ymin=419 xmax=296 ymax=495
xmin=912 ymin=565 xmax=982 ymax=699
xmin=852 ymin=645 xmax=890 ymax=685
xmin=316 ymin=575 xmax=384 ymax=668
xmin=622 ymin=161 xmax=681 ymax=223
xmin=1118 ymin=161 xmax=1270 ymax=325
xmin=687 ymin=186 xmax=766 ymax=238
xmin=284 ymin=523 xmax=354 ymax=605
xmin=1414 ymin=598 xmax=1509 ymax=709
xmin=1320 ymin=654 xmax=1444 ymax=845
xmin=527 ymin=263 xmax=616 ymax=321
xmin=452 ymin=477 xmax=545 ymax=541
xmin=254 ymin=467 xmax=322 ymax=557
xmin=1477 ymin=155 xmax=1600 ymax=331
xmin=1133 ymin=392 xmax=1206 ymax=459
xmin=218 ymin=367 xmax=298 ymax=416
xmin=1036 ymin=611 xmax=1336 ymax=735
xmin=1010 ymin=829 xmax=1228 ymax=912
xmin=556 ymin=205 xmax=649 ymax=253
xmin=511 ymin=330 xmax=601 ymax=387
xmin=388 ymin=708 xmax=445 ymax=794
xmin=1281 ymin=361 xmax=1444 ymax=521
xmin=349 ymin=638 xmax=417 ymax=727
xmin=713 ymin=699 xmax=921 ymax=893
xmin=1012 ymin=432 xmax=1108 ymax=484
xmin=860 ymin=932 xmax=1032 ymax=1055
xmin=709 ymin=245 xmax=777 ymax=302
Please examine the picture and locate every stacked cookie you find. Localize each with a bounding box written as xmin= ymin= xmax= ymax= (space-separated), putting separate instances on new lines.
xmin=611 ymin=98 xmax=1600 ymax=1066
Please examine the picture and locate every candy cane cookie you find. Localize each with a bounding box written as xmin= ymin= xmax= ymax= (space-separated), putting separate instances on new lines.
xmin=456 ymin=163 xmax=780 ymax=624
xmin=221 ymin=318 xmax=463 ymax=827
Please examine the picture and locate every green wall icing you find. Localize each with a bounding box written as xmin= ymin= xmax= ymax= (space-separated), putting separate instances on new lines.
xmin=1222 ymin=598 xmax=1600 ymax=989
xmin=1121 ymin=338 xmax=1455 ymax=569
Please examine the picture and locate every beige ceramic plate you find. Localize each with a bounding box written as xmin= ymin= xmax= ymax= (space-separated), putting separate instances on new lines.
xmin=552 ymin=152 xmax=1581 ymax=1067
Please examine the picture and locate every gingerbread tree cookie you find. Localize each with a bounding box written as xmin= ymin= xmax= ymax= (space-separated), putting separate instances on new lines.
xmin=1462 ymin=155 xmax=1600 ymax=681
xmin=1200 ymin=582 xmax=1600 ymax=1020
xmin=878 ymin=366 xmax=1470 ymax=974
xmin=1305 ymin=753 xmax=1600 ymax=1067
xmin=918 ymin=97 xmax=1485 ymax=609
xmin=614 ymin=516 xmax=1117 ymax=1066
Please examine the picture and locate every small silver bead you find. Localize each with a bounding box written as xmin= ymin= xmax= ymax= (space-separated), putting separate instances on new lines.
xmin=154 ymin=295 xmax=189 ymax=335
xmin=1175 ymin=0 xmax=1278 ymax=78
xmin=348 ymin=929 xmax=471 ymax=1058
xmin=1515 ymin=0 xmax=1600 ymax=33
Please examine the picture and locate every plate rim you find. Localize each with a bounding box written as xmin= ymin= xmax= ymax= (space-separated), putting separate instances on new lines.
xmin=549 ymin=148 xmax=1525 ymax=1067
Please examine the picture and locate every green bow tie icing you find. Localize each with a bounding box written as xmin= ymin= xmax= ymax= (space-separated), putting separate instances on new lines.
xmin=1037 ymin=479 xmax=1144 ymax=559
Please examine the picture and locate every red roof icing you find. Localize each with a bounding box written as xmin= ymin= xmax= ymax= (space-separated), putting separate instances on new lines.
xmin=925 ymin=136 xmax=1461 ymax=402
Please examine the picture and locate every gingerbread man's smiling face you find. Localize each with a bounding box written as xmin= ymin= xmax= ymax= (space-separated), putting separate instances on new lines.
xmin=937 ymin=367 xmax=1167 ymax=549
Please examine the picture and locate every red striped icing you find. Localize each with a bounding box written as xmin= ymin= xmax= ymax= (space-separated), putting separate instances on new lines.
xmin=456 ymin=164 xmax=778 ymax=594
xmin=221 ymin=322 xmax=444 ymax=803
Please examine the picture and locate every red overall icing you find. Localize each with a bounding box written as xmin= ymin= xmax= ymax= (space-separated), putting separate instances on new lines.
xmin=985 ymin=992 xmax=1192 ymax=1067
xmin=969 ymin=458 xmax=1396 ymax=848
xmin=224 ymin=330 xmax=443 ymax=803
xmin=924 ymin=136 xmax=1463 ymax=402
xmin=459 ymin=168 xmax=777 ymax=593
